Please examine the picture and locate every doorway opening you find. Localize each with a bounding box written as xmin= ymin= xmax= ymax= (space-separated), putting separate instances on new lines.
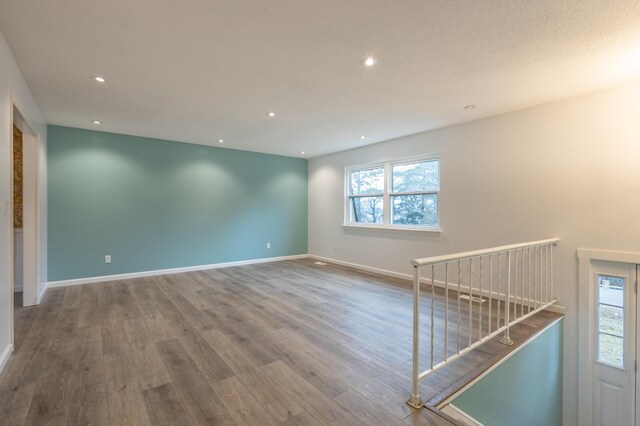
xmin=578 ymin=250 xmax=640 ymax=426
xmin=12 ymin=123 xmax=24 ymax=347
xmin=10 ymin=105 xmax=40 ymax=349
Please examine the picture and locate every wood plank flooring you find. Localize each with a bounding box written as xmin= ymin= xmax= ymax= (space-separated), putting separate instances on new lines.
xmin=0 ymin=259 xmax=561 ymax=425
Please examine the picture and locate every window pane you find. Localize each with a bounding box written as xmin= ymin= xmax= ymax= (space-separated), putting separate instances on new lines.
xmin=598 ymin=275 xmax=624 ymax=307
xmin=599 ymin=305 xmax=623 ymax=336
xmin=350 ymin=196 xmax=383 ymax=223
xmin=350 ymin=167 xmax=384 ymax=195
xmin=598 ymin=333 xmax=624 ymax=367
xmin=392 ymin=160 xmax=439 ymax=193
xmin=391 ymin=194 xmax=438 ymax=226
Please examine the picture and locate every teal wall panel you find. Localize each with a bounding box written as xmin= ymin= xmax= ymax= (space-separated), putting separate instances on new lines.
xmin=452 ymin=318 xmax=563 ymax=426
xmin=47 ymin=125 xmax=308 ymax=281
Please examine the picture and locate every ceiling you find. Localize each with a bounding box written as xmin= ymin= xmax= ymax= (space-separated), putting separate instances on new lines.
xmin=1 ymin=1 xmax=640 ymax=158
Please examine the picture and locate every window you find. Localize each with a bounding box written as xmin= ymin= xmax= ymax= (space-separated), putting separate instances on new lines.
xmin=346 ymin=156 xmax=440 ymax=230
xmin=596 ymin=274 xmax=624 ymax=368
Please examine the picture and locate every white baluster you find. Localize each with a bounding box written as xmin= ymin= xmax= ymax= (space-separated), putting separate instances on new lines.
xmin=430 ymin=265 xmax=435 ymax=370
xmin=469 ymin=258 xmax=473 ymax=347
xmin=407 ymin=265 xmax=424 ymax=409
xmin=489 ymin=254 xmax=493 ymax=334
xmin=457 ymin=260 xmax=461 ymax=354
xmin=500 ymin=251 xmax=514 ymax=345
xmin=444 ymin=262 xmax=449 ymax=362
xmin=528 ymin=247 xmax=532 ymax=313
xmin=479 ymin=256 xmax=483 ymax=339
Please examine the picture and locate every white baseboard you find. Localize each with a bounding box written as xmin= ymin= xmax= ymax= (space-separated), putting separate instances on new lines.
xmin=37 ymin=282 xmax=47 ymax=304
xmin=441 ymin=403 xmax=485 ymax=426
xmin=309 ymin=254 xmax=566 ymax=313
xmin=546 ymin=304 xmax=566 ymax=314
xmin=0 ymin=343 xmax=14 ymax=375
xmin=310 ymin=254 xmax=415 ymax=282
xmin=47 ymin=254 xmax=310 ymax=289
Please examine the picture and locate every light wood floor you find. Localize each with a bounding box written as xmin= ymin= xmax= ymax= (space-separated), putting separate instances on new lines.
xmin=0 ymin=259 xmax=561 ymax=425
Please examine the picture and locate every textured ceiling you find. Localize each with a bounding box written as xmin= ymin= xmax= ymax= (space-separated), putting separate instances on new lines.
xmin=1 ymin=0 xmax=640 ymax=158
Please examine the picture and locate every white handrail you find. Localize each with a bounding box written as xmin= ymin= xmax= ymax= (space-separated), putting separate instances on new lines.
xmin=406 ymin=238 xmax=559 ymax=410
xmin=410 ymin=238 xmax=559 ymax=267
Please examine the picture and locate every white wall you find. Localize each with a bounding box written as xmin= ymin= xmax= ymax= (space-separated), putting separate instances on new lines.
xmin=13 ymin=229 xmax=22 ymax=291
xmin=0 ymin=30 xmax=47 ymax=365
xmin=308 ymin=81 xmax=640 ymax=426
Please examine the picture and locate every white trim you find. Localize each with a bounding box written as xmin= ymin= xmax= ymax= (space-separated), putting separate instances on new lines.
xmin=344 ymin=153 xmax=441 ymax=230
xmin=310 ymin=254 xmax=414 ymax=281
xmin=37 ymin=281 xmax=47 ymax=303
xmin=0 ymin=343 xmax=14 ymax=375
xmin=47 ymin=254 xmax=310 ymax=288
xmin=437 ymin=316 xmax=564 ymax=408
xmin=344 ymin=152 xmax=441 ymax=172
xmin=342 ymin=224 xmax=442 ymax=235
xmin=308 ymin=254 xmax=566 ymax=313
xmin=545 ymin=304 xmax=566 ymax=315
xmin=578 ymin=248 xmax=640 ymax=264
xmin=21 ymin=129 xmax=39 ymax=306
xmin=8 ymin=98 xmax=15 ymax=346
xmin=576 ymin=249 xmax=640 ymax=426
xmin=441 ymin=404 xmax=484 ymax=426
xmin=578 ymin=253 xmax=594 ymax=426
xmin=412 ymin=238 xmax=559 ymax=267
xmin=9 ymin=99 xmax=44 ymax=330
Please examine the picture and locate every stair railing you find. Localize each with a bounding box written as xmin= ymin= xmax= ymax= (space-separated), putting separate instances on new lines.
xmin=407 ymin=238 xmax=559 ymax=409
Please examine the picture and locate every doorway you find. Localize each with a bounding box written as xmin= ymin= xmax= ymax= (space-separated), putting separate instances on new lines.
xmin=578 ymin=250 xmax=640 ymax=426
xmin=10 ymin=105 xmax=39 ymax=314
xmin=12 ymin=123 xmax=24 ymax=298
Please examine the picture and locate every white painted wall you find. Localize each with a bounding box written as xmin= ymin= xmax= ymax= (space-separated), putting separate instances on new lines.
xmin=308 ymin=81 xmax=640 ymax=426
xmin=13 ymin=228 xmax=22 ymax=291
xmin=0 ymin=30 xmax=47 ymax=364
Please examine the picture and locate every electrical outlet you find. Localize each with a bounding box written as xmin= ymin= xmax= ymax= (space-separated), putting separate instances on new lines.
xmin=266 ymin=243 xmax=271 ymax=249
xmin=104 ymin=255 xmax=111 ymax=264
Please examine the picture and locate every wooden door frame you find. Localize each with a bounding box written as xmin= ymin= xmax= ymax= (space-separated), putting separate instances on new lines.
xmin=578 ymin=249 xmax=640 ymax=425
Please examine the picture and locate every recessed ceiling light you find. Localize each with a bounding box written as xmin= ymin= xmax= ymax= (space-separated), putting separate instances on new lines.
xmin=360 ymin=135 xmax=366 ymax=139
xmin=464 ymin=104 xmax=477 ymax=110
xmin=91 ymin=120 xmax=101 ymax=124
xmin=267 ymin=112 xmax=276 ymax=117
xmin=300 ymin=151 xmax=305 ymax=155
xmin=218 ymin=139 xmax=224 ymax=143
xmin=362 ymin=57 xmax=377 ymax=67
xmin=94 ymin=76 xmax=106 ymax=83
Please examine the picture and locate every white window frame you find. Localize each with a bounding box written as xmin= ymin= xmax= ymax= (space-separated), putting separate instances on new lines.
xmin=343 ymin=153 xmax=442 ymax=234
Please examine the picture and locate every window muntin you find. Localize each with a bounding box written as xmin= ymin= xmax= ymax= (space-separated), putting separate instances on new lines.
xmin=346 ymin=156 xmax=440 ymax=229
xmin=596 ymin=274 xmax=625 ymax=368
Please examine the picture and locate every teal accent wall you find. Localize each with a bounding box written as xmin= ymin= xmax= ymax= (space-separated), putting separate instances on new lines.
xmin=47 ymin=125 xmax=308 ymax=281
xmin=452 ymin=318 xmax=563 ymax=426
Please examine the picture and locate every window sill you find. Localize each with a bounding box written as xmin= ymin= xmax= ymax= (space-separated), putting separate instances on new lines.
xmin=342 ymin=224 xmax=443 ymax=235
